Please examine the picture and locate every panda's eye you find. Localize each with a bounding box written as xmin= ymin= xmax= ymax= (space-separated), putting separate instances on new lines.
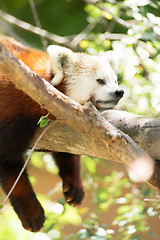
xmin=96 ymin=79 xmax=105 ymax=85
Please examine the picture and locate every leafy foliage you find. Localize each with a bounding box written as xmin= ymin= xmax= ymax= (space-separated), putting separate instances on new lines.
xmin=80 ymin=0 xmax=160 ymax=117
xmin=0 ymin=0 xmax=160 ymax=239
xmin=1 ymin=155 xmax=160 ymax=239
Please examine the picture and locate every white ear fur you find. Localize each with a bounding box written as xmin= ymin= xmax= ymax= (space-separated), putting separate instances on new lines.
xmin=47 ymin=45 xmax=74 ymax=86
xmin=101 ymin=51 xmax=118 ymax=71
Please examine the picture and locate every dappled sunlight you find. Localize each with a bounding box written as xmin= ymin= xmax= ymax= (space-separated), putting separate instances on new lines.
xmin=1 ymin=0 xmax=160 ymax=239
xmin=127 ymin=156 xmax=154 ymax=183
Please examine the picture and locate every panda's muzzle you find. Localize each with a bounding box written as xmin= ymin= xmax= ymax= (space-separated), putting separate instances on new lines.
xmin=95 ymin=89 xmax=124 ymax=110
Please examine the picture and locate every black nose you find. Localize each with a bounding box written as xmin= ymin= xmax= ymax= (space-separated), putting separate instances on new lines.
xmin=115 ymin=89 xmax=124 ymax=99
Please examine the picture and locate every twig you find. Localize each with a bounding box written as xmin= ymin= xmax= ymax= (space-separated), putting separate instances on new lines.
xmin=28 ymin=0 xmax=42 ymax=30
xmin=83 ymin=0 xmax=132 ymax=29
xmin=28 ymin=0 xmax=48 ymax=49
xmin=0 ymin=19 xmax=30 ymax=46
xmin=144 ymin=198 xmax=160 ymax=202
xmin=0 ymin=10 xmax=70 ymax=48
xmin=0 ymin=120 xmax=56 ymax=207
xmin=70 ymin=21 xmax=97 ymax=49
xmin=151 ymin=0 xmax=160 ymax=8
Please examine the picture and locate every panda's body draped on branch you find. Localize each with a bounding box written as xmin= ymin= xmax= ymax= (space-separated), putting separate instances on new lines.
xmin=0 ymin=35 xmax=124 ymax=232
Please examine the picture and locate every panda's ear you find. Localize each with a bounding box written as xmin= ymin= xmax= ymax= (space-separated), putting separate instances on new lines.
xmin=101 ymin=51 xmax=118 ymax=71
xmin=47 ymin=45 xmax=74 ymax=86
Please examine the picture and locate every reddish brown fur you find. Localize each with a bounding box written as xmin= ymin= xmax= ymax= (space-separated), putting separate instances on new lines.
xmin=0 ymin=36 xmax=52 ymax=122
xmin=0 ymin=36 xmax=51 ymax=80
xmin=0 ymin=36 xmax=84 ymax=232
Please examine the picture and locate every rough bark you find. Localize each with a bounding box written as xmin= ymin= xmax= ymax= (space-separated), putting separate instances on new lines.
xmin=33 ymin=110 xmax=160 ymax=189
xmin=0 ymin=42 xmax=156 ymax=186
xmin=102 ymin=110 xmax=160 ymax=160
xmin=102 ymin=110 xmax=160 ymax=189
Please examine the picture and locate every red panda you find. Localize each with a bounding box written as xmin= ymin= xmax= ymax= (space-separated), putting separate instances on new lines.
xmin=0 ymin=35 xmax=124 ymax=232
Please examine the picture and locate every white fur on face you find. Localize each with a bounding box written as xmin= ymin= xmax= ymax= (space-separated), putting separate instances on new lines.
xmin=64 ymin=54 xmax=123 ymax=109
xmin=48 ymin=45 xmax=123 ymax=109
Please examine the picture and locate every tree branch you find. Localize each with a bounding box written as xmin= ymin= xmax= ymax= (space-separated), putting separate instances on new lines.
xmin=101 ymin=110 xmax=160 ymax=189
xmin=0 ymin=42 xmax=155 ymax=185
xmin=28 ymin=0 xmax=48 ymax=50
xmin=33 ymin=110 xmax=160 ymax=189
xmin=83 ymin=0 xmax=132 ymax=29
xmin=102 ymin=110 xmax=160 ymax=159
xmin=0 ymin=10 xmax=70 ymax=47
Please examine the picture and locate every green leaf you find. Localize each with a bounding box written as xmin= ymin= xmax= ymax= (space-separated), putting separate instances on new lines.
xmin=142 ymin=188 xmax=151 ymax=197
xmin=40 ymin=119 xmax=49 ymax=128
xmin=140 ymin=207 xmax=148 ymax=215
xmin=117 ymin=205 xmax=132 ymax=214
xmin=37 ymin=113 xmax=49 ymax=125
xmin=37 ymin=113 xmax=49 ymax=128
xmin=77 ymin=229 xmax=91 ymax=238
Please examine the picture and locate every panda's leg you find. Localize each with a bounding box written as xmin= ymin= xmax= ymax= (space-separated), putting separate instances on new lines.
xmin=0 ymin=116 xmax=45 ymax=231
xmin=53 ymin=152 xmax=84 ymax=206
xmin=0 ymin=164 xmax=45 ymax=232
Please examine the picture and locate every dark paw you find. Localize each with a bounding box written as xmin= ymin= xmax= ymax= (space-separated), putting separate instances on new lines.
xmin=11 ymin=196 xmax=45 ymax=232
xmin=21 ymin=203 xmax=45 ymax=232
xmin=63 ymin=183 xmax=85 ymax=206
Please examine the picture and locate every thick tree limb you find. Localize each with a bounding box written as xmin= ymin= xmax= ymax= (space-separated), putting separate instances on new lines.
xmin=102 ymin=110 xmax=160 ymax=160
xmin=33 ymin=110 xmax=160 ymax=189
xmin=102 ymin=110 xmax=160 ymax=189
xmin=0 ymin=42 xmax=155 ymax=185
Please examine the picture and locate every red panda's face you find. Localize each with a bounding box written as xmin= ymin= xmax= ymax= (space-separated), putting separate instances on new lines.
xmin=47 ymin=46 xmax=124 ymax=110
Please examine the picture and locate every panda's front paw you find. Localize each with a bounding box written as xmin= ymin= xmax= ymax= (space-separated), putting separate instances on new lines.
xmin=62 ymin=179 xmax=85 ymax=206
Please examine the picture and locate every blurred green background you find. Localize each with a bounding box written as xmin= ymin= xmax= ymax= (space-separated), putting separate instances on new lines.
xmin=1 ymin=0 xmax=160 ymax=239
